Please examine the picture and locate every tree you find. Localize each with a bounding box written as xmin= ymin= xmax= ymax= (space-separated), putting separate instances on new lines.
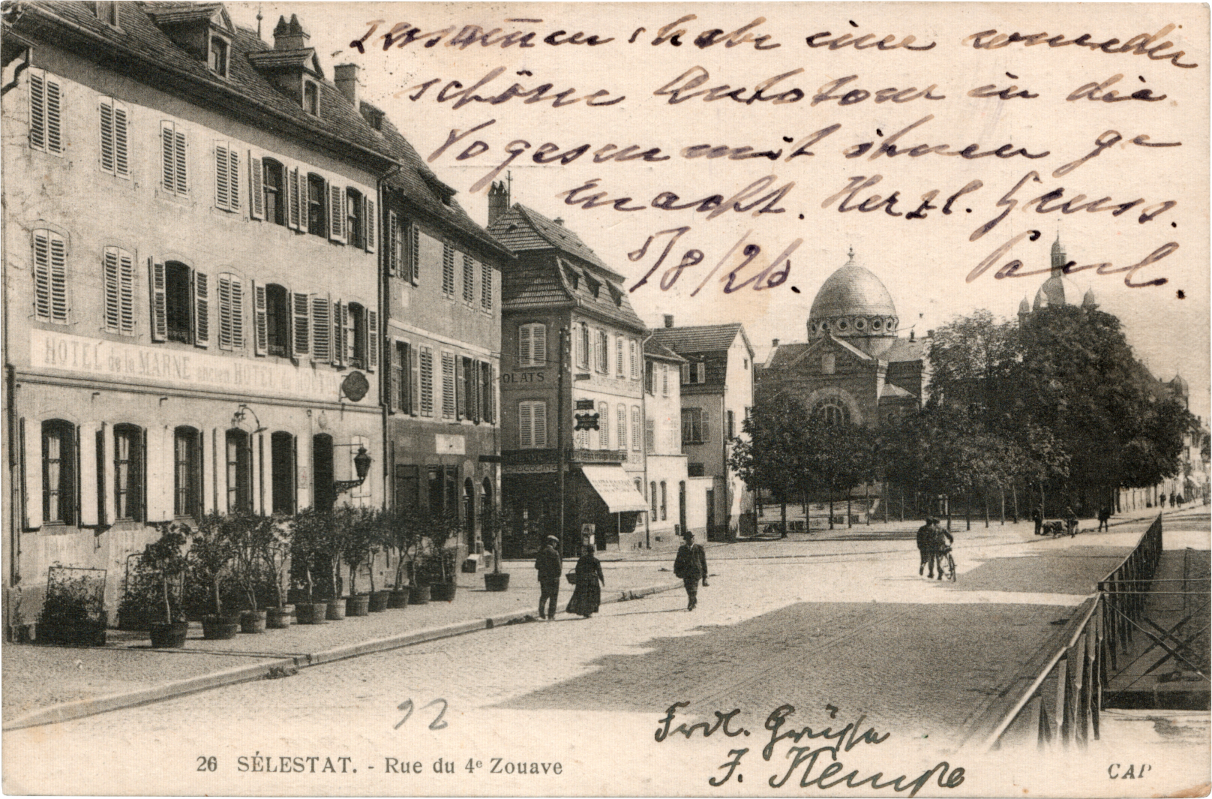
xmin=729 ymin=390 xmax=810 ymax=536
xmin=799 ymin=415 xmax=875 ymax=529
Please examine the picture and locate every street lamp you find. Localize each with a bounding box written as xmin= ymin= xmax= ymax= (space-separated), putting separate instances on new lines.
xmin=334 ymin=446 xmax=373 ymax=495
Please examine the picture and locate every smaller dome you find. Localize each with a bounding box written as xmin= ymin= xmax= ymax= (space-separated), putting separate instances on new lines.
xmin=1082 ymin=288 xmax=1097 ymax=308
xmin=1019 ymin=297 xmax=1031 ymax=314
xmin=1170 ymin=374 xmax=1189 ymax=395
xmin=1034 ymin=274 xmax=1083 ymax=310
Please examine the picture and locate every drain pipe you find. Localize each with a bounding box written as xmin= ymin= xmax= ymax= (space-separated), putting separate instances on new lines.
xmin=641 ymin=332 xmax=653 ymax=549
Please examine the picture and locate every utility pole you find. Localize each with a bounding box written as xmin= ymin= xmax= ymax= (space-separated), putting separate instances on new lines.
xmin=556 ymin=326 xmax=568 ymax=555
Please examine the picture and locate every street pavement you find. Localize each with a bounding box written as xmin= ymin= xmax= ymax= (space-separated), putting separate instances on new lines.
xmin=4 ymin=507 xmax=1208 ymax=796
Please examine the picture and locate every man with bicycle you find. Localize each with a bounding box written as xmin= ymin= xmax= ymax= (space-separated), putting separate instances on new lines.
xmin=929 ymin=520 xmax=954 ymax=581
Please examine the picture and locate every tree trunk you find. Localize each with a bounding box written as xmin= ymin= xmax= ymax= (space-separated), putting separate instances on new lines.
xmin=829 ymin=493 xmax=835 ymax=530
xmin=780 ymin=499 xmax=787 ymax=538
xmin=946 ymin=496 xmax=953 ymax=531
xmin=847 ymin=495 xmax=852 ymax=528
xmin=1000 ymin=489 xmax=1005 ymax=525
xmin=966 ymin=490 xmax=972 ymax=531
xmin=1012 ymin=484 xmax=1019 ymax=523
xmin=984 ymin=493 xmax=990 ymax=528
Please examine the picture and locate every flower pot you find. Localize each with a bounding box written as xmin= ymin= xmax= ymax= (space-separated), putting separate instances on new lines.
xmin=266 ymin=605 xmax=294 ymax=629
xmin=325 ymin=599 xmax=347 ymax=621
xmin=240 ymin=610 xmax=267 ymax=634
xmin=296 ymin=602 xmax=328 ymax=624
xmin=149 ymin=621 xmax=189 ymax=648
xmin=408 ymin=584 xmax=431 ymax=605
xmin=202 ymin=615 xmax=240 ymax=640
xmin=430 ymin=582 xmax=457 ymax=602
xmin=387 ymin=590 xmax=410 ymax=609
xmin=346 ymin=594 xmax=371 ymax=617
xmin=484 ymin=572 xmax=511 ymax=592
xmin=368 ymin=591 xmax=391 ymax=613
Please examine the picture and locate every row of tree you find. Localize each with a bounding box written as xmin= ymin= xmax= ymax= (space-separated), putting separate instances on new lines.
xmin=732 ymin=306 xmax=1199 ymax=529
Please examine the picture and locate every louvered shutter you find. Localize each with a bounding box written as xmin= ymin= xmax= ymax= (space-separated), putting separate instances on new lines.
xmin=46 ymin=79 xmax=62 ymax=154
xmin=311 ymin=296 xmax=331 ymax=362
xmin=49 ymin=235 xmax=67 ymax=322
xmin=292 ymin=291 xmax=309 ymax=357
xmin=149 ymin=259 xmax=167 ymax=341
xmin=193 ymin=270 xmax=210 ymax=347
xmin=113 ymin=104 xmax=129 ymax=176
xmin=534 ymin=402 xmax=548 ymax=447
xmin=455 ymin=358 xmax=464 ymax=419
xmin=533 ymin=325 xmax=547 ymax=365
xmin=229 ymin=277 xmax=244 ymax=348
xmin=365 ymin=196 xmax=376 ymax=253
xmin=366 ymin=310 xmax=378 ymax=372
xmin=387 ymin=211 xmax=398 ymax=275
xmin=481 ymin=261 xmax=492 ymax=309
xmin=31 ymin=231 xmax=50 ymax=320
xmin=388 ymin=342 xmax=401 ymax=413
xmin=701 ymin=414 xmax=710 ymax=443
xmin=29 ymin=72 xmax=45 ymax=151
xmin=332 ymin=301 xmax=345 ymax=366
xmin=161 ymin=123 xmax=175 ymax=192
xmin=216 ymin=275 xmax=232 ymax=349
xmin=249 ymin=154 xmax=264 ymax=220
xmin=103 ymin=248 xmax=120 ymax=332
xmin=99 ymin=100 xmax=114 ymax=173
xmin=288 ymin=166 xmax=301 ymax=230
xmin=214 ymin=142 xmax=231 ymax=210
xmin=519 ymin=403 xmax=532 ymax=448
xmin=697 ymin=362 xmax=706 ymax=383
xmin=518 ymin=325 xmax=532 ymax=366
xmin=681 ymin=363 xmax=690 ymax=384
xmin=118 ymin=250 xmax=134 ymax=333
xmin=344 ymin=304 xmax=355 ymax=365
xmin=617 ymin=405 xmax=627 ymax=450
xmin=410 ymin=346 xmax=421 ymax=416
xmin=253 ymin=281 xmax=268 ymax=355
xmin=328 ymin=183 xmax=345 ymax=243
xmin=410 ymin=225 xmax=420 ymax=283
xmin=174 ymin=128 xmax=187 ymax=194
xmin=632 ymin=407 xmax=642 ymax=450
xmin=21 ymin=418 xmax=42 ymax=530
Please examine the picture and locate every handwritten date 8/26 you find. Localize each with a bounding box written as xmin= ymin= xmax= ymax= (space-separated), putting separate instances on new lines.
xmin=629 ymin=227 xmax=801 ymax=296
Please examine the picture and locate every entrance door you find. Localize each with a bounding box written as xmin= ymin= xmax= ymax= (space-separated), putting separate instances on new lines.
xmin=706 ymin=489 xmax=715 ymax=534
xmin=312 ymin=434 xmax=334 ymax=513
xmin=464 ymin=478 xmax=476 ymax=552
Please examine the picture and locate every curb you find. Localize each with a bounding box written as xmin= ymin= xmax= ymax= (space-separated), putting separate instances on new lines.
xmin=3 ymin=581 xmax=683 ymax=732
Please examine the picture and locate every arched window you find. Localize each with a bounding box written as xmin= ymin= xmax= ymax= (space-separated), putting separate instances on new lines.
xmin=650 ymin=481 xmax=657 ymax=518
xmin=347 ymin=188 xmax=364 ymax=249
xmin=174 ymin=426 xmax=201 ymax=519
xmin=265 ymin=283 xmax=289 ymax=356
xmin=113 ymin=423 xmax=144 ymax=521
xmin=813 ymin=398 xmax=851 ymax=426
xmin=226 ymin=429 xmax=252 ymax=513
xmin=263 ymin=159 xmax=285 ymax=226
xmin=165 ymin=261 xmax=193 ymax=342
xmin=271 ymin=431 xmax=295 ymax=514
xmin=42 ymin=420 xmax=77 ymax=525
xmin=307 ymin=173 xmax=326 ymax=236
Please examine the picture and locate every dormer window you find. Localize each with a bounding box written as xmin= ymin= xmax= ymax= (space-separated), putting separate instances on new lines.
xmin=209 ymin=34 xmax=229 ymax=78
xmin=94 ymin=1 xmax=120 ymax=27
xmin=303 ymin=80 xmax=319 ymax=116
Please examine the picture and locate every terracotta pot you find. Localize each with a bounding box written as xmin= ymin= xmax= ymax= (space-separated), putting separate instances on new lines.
xmin=429 ymin=582 xmax=457 ymax=602
xmin=240 ymin=610 xmax=267 ymax=634
xmin=296 ymin=602 xmax=328 ymax=624
xmin=408 ymin=584 xmax=431 ymax=605
xmin=387 ymin=590 xmax=410 ymax=609
xmin=484 ymin=572 xmax=511 ymax=592
xmin=149 ymin=621 xmax=189 ymax=648
xmin=325 ymin=599 xmax=346 ymax=621
xmin=202 ymin=615 xmax=240 ymax=639
xmin=266 ymin=605 xmax=294 ymax=629
xmin=368 ymin=591 xmax=391 ymax=612
xmin=346 ymin=594 xmax=371 ymax=617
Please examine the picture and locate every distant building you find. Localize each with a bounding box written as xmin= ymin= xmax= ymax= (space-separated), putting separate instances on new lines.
xmin=650 ymin=317 xmax=755 ymax=540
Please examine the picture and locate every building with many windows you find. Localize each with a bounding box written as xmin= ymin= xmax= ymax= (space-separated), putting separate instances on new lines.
xmin=486 ymin=184 xmax=650 ymax=556
xmin=2 ymin=4 xmax=394 ymax=621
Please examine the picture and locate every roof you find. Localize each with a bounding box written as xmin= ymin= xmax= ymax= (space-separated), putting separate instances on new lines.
xmin=880 ymin=383 xmax=917 ymax=400
xmin=650 ymin=324 xmax=746 ymax=355
xmin=809 ymin=255 xmax=898 ymax=322
xmin=881 ymin=338 xmax=928 ymax=363
xmin=644 ymin=338 xmax=686 ymax=363
xmin=487 ymin=204 xmax=620 ymax=279
xmin=15 ymin=2 xmax=396 ymax=168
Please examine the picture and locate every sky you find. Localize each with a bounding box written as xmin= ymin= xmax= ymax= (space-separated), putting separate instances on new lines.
xmin=229 ymin=2 xmax=1210 ymax=421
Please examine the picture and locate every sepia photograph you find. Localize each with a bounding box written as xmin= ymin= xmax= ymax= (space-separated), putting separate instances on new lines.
xmin=1 ymin=2 xmax=1208 ymax=795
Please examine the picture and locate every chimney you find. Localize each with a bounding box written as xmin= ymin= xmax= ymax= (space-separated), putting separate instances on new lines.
xmin=553 ymin=217 xmax=564 ymax=226
xmin=487 ymin=181 xmax=510 ymax=225
xmin=663 ymin=314 xmax=674 ymax=328
xmin=927 ymin=329 xmax=934 ymax=338
xmin=771 ymin=338 xmax=779 ymax=347
xmin=334 ymin=64 xmax=359 ymax=107
xmin=274 ymin=14 xmax=310 ymax=50
xmin=909 ymin=331 xmax=915 ymax=342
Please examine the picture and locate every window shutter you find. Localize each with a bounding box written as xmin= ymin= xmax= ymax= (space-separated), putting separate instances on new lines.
xmin=681 ymin=363 xmax=690 ymax=384
xmin=617 ymin=405 xmax=626 ymax=450
xmin=701 ymin=414 xmax=710 ymax=443
xmin=21 ymin=418 xmax=42 ymax=530
xmin=311 ymin=296 xmax=331 ymax=362
xmin=455 ymin=357 xmax=464 ymax=419
xmin=253 ymin=281 xmax=268 ymax=355
xmin=519 ymin=403 xmax=532 ymax=448
xmin=214 ymin=142 xmax=230 ymax=210
xmin=287 ymin=166 xmax=301 ymax=230
xmin=328 ymin=183 xmax=345 ymax=242
xmin=533 ymin=325 xmax=547 ymax=365
xmin=697 ymin=362 xmax=705 ymax=383
xmin=193 ymin=270 xmax=209 ymax=347
xmin=442 ymin=243 xmax=454 ymax=295
xmin=114 ymin=104 xmax=129 ymax=176
xmin=365 ymin=196 xmax=376 ymax=253
xmin=344 ymin=303 xmax=355 ymax=365
xmin=45 ymin=78 xmax=62 ymax=154
xmin=29 ymin=72 xmax=45 ymax=151
xmin=103 ymin=248 xmax=120 ymax=331
xmin=149 ymin=259 xmax=167 ymax=341
xmin=228 ymin=148 xmax=240 ymax=210
xmin=216 ymin=275 xmax=232 ymax=349
xmin=118 ymin=249 xmax=134 ymax=333
xmin=616 ymin=338 xmax=624 ymax=376
xmin=249 ymin=154 xmax=264 ymax=220
xmin=598 ymin=403 xmax=608 ymax=449
xmin=410 ymin=346 xmax=421 ymax=416
xmin=49 ymin=235 xmax=67 ymax=322
xmin=366 ymin=309 xmax=378 ymax=372
xmin=31 ymin=231 xmax=50 ymax=320
xmin=518 ymin=325 xmax=531 ymax=366
xmin=331 ymin=301 xmax=345 ymax=366
xmin=632 ymin=407 xmax=641 ymax=450
xmin=99 ymin=100 xmax=114 ymax=173
xmin=463 ymin=255 xmax=475 ymax=303
xmin=481 ymin=260 xmax=492 ymax=309
xmin=533 ymin=402 xmax=547 ymax=447
xmin=387 ymin=210 xmax=398 ymax=275
xmin=388 ymin=342 xmax=401 ymax=413
xmin=174 ymin=128 xmax=188 ymax=195
xmin=410 ymin=225 xmax=420 ymax=283
xmin=292 ymin=291 xmax=309 ymax=357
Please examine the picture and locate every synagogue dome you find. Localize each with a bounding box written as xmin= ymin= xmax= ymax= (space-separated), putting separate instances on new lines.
xmin=808 ymin=250 xmax=898 ymax=340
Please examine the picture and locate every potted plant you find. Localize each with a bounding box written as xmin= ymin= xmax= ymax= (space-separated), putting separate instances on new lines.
xmin=385 ymin=508 xmax=414 ymax=609
xmin=228 ymin=512 xmax=275 ymax=634
xmin=343 ymin=506 xmax=378 ymax=617
xmin=36 ymin=565 xmax=108 ymax=646
xmin=367 ymin=509 xmax=394 ymax=612
xmin=400 ymin=509 xmax=431 ymax=605
xmin=142 ymin=522 xmax=190 ymax=648
xmin=263 ymin=515 xmax=294 ymax=628
xmin=482 ymin=505 xmax=510 ymax=592
xmin=426 ymin=510 xmax=461 ymax=602
xmin=321 ymin=505 xmax=354 ymax=620
xmin=290 ymin=507 xmax=329 ymax=624
xmin=188 ymin=513 xmax=240 ymax=640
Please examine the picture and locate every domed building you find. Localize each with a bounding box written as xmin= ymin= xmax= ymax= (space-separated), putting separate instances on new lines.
xmin=1018 ymin=236 xmax=1097 ymax=323
xmin=757 ymin=249 xmax=927 ymax=429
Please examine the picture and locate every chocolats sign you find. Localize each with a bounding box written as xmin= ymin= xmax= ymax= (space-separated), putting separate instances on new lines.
xmin=30 ymin=330 xmax=347 ymax=402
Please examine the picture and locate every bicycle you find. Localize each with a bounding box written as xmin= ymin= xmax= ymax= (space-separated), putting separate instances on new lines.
xmin=936 ymin=547 xmax=956 ymax=582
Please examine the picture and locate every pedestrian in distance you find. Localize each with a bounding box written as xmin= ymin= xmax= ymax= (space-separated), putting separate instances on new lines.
xmin=1064 ymin=505 xmax=1078 ymax=537
xmin=1032 ymin=506 xmax=1043 ymax=536
xmin=535 ymin=535 xmax=562 ymax=620
xmin=566 ymin=544 xmax=605 ymax=618
xmin=927 ymin=518 xmax=953 ymax=580
xmin=673 ymin=531 xmax=708 ymax=611
xmin=916 ymin=517 xmax=937 ymax=577
xmin=1097 ymin=506 xmax=1111 ymax=532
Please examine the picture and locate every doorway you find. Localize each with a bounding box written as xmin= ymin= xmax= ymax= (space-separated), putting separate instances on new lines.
xmin=312 ymin=434 xmax=334 ymax=512
xmin=706 ymin=489 xmax=715 ymax=535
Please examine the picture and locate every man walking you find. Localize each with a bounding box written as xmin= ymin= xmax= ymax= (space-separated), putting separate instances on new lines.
xmin=673 ymin=532 xmax=708 ymax=611
xmin=1032 ymin=506 xmax=1043 ymax=536
xmin=535 ymin=535 xmax=562 ymax=620
xmin=929 ymin=520 xmax=954 ymax=580
xmin=916 ymin=517 xmax=938 ymax=577
xmin=1097 ymin=506 xmax=1111 ymax=532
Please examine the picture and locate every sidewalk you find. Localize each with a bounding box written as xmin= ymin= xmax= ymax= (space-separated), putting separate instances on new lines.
xmin=2 ymin=559 xmax=681 ymax=730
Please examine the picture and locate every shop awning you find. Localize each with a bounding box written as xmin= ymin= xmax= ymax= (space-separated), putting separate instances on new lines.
xmin=581 ymin=465 xmax=649 ymax=513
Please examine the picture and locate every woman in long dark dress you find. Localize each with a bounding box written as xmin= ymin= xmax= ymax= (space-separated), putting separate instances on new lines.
xmin=566 ymin=545 xmax=604 ymax=618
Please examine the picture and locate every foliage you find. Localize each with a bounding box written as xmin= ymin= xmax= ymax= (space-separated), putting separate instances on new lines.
xmin=225 ymin=512 xmax=281 ymax=611
xmin=389 ymin=507 xmax=428 ymax=589
xmin=729 ymin=390 xmax=811 ymax=506
xmin=38 ymin=566 xmax=106 ymax=633
xmin=421 ymin=510 xmax=462 ymax=584
xmin=187 ymin=512 xmax=235 ymax=617
xmin=261 ymin=516 xmax=293 ymax=608
xmin=289 ymin=507 xmax=331 ymax=601
xmin=138 ymin=521 xmax=190 ymax=623
xmin=345 ymin=506 xmax=385 ymax=595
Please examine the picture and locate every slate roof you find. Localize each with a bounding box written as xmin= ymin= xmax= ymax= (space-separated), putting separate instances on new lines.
xmin=644 ymin=339 xmax=686 ymax=363
xmin=650 ymin=324 xmax=746 ymax=355
xmin=880 ymin=383 xmax=917 ymax=400
xmin=501 ymin=258 xmax=570 ymax=310
xmin=487 ymin=205 xmax=619 ymax=279
xmin=882 ymin=338 xmax=929 ymax=363
xmin=14 ymin=2 xmax=396 ymax=167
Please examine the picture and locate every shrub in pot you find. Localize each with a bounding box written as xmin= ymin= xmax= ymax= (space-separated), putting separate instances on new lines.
xmin=390 ymin=508 xmax=427 ymax=607
xmin=37 ymin=565 xmax=108 ymax=646
xmin=345 ymin=506 xmax=381 ymax=616
xmin=228 ymin=512 xmax=278 ymax=634
xmin=262 ymin=516 xmax=294 ymax=628
xmin=424 ymin=511 xmax=462 ymax=601
xmin=188 ymin=513 xmax=240 ymax=640
xmin=288 ymin=507 xmax=331 ymax=624
xmin=140 ymin=522 xmax=190 ymax=648
xmin=481 ymin=505 xmax=510 ymax=592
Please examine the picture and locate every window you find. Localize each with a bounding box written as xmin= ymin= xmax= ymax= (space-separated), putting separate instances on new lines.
xmin=164 ymin=261 xmax=193 ymax=343
xmin=391 ymin=341 xmax=412 ymax=414
xmin=311 ymin=296 xmax=331 ymax=362
xmin=480 ymin=362 xmax=494 ymax=423
xmin=216 ymin=272 xmax=244 ymax=350
xmin=94 ymin=1 xmax=120 ymax=26
xmin=420 ymin=347 xmax=434 ymax=416
xmin=150 ymin=260 xmax=208 ymax=346
xmin=462 ymin=255 xmax=476 ymax=303
xmin=630 ymin=340 xmax=640 ymax=379
xmin=173 ymin=426 xmax=201 ymax=519
xmin=645 ymin=417 xmax=655 ymax=453
xmin=650 ymin=482 xmax=657 ymax=518
xmin=518 ymin=401 xmax=547 ymax=448
xmin=821 ymin=354 xmax=836 ymax=375
xmin=28 ymin=71 xmax=63 ymax=155
xmin=307 ymin=174 xmax=326 ymax=236
xmin=441 ymin=352 xmax=456 ymax=419
xmin=160 ymin=121 xmax=188 ymax=195
xmin=42 ymin=420 xmax=76 ymax=525
xmin=348 ymin=301 xmax=371 ymax=369
xmin=682 ymin=408 xmax=707 ymax=444
xmin=813 ymin=398 xmax=850 ymax=426
xmin=226 ymin=429 xmax=252 ymax=513
xmin=31 ymin=229 xmax=68 ymax=323
xmin=518 ymin=323 xmax=547 ymax=367
xmin=681 ymin=361 xmax=706 ymax=384
xmin=442 ymin=243 xmax=455 ymax=296
xmin=645 ymin=361 xmax=655 ymax=395
xmin=271 ymin=432 xmax=295 ymax=514
xmin=213 ymin=140 xmax=240 ymax=211
xmin=481 ymin=260 xmax=493 ymax=310
xmin=597 ymin=330 xmax=608 ymax=373
xmin=261 ymin=283 xmax=289 ymax=357
xmin=616 ymin=337 xmax=624 ymax=377
xmin=662 ymin=364 xmax=669 ymax=396
xmin=632 ymin=406 xmax=641 ymax=451
xmin=262 ymin=159 xmax=285 ymax=226
xmin=744 ymin=357 xmax=749 ymax=369
xmin=209 ymin=35 xmax=229 ymax=77
xmin=395 ymin=464 xmax=420 ymax=510
xmin=461 ymin=356 xmax=477 ymax=420
xmin=101 ymin=247 xmax=135 ymax=335
xmin=347 ymin=189 xmax=364 ymax=249
xmin=660 ymin=481 xmax=667 ymax=520
xmin=598 ymin=402 xmax=609 ymax=450
xmin=303 ymin=80 xmax=319 ymax=116
xmin=98 ymin=97 xmax=129 ymax=177
xmin=727 ymin=409 xmax=735 ymax=439
xmin=616 ymin=404 xmax=626 ymax=451
xmin=409 ymin=225 xmax=420 ymax=283
xmin=113 ymin=424 xmax=143 ymax=521
xmin=577 ymin=323 xmax=590 ymax=369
